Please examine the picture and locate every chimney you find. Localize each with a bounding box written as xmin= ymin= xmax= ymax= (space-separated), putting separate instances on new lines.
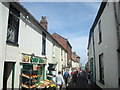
xmin=40 ymin=16 xmax=48 ymax=30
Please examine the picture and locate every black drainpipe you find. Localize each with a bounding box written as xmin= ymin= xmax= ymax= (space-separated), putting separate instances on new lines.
xmin=92 ymin=30 xmax=96 ymax=83
xmin=113 ymin=1 xmax=120 ymax=87
xmin=113 ymin=2 xmax=120 ymax=52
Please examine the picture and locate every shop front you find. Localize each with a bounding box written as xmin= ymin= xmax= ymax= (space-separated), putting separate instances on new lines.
xmin=20 ymin=53 xmax=56 ymax=89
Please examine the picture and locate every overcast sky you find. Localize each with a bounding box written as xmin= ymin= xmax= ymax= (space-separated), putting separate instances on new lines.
xmin=21 ymin=2 xmax=101 ymax=66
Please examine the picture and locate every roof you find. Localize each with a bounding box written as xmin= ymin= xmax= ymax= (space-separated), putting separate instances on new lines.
xmin=52 ymin=33 xmax=72 ymax=49
xmin=10 ymin=2 xmax=67 ymax=52
xmin=87 ymin=1 xmax=107 ymax=49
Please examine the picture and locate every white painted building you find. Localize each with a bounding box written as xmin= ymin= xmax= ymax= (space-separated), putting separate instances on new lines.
xmin=88 ymin=1 xmax=120 ymax=88
xmin=71 ymin=52 xmax=80 ymax=69
xmin=0 ymin=2 xmax=67 ymax=89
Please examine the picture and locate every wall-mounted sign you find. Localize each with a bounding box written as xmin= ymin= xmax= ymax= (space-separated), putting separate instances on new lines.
xmin=22 ymin=53 xmax=46 ymax=64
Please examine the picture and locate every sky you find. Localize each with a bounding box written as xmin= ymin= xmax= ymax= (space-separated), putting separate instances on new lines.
xmin=21 ymin=2 xmax=101 ymax=66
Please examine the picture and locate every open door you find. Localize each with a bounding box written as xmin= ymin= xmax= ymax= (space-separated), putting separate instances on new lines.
xmin=3 ymin=62 xmax=15 ymax=90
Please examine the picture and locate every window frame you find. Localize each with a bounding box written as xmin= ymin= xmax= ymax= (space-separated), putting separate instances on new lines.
xmin=42 ymin=32 xmax=46 ymax=55
xmin=6 ymin=4 xmax=20 ymax=46
xmin=98 ymin=20 xmax=102 ymax=44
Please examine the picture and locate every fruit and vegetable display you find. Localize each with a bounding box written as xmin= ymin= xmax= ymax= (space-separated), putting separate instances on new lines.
xmin=22 ymin=73 xmax=41 ymax=79
xmin=22 ymin=79 xmax=56 ymax=89
xmin=39 ymin=79 xmax=56 ymax=88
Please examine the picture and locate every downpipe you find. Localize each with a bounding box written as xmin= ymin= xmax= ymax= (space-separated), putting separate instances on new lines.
xmin=113 ymin=1 xmax=120 ymax=88
xmin=113 ymin=2 xmax=120 ymax=52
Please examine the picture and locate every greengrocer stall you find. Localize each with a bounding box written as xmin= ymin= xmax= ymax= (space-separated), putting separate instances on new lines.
xmin=20 ymin=53 xmax=56 ymax=89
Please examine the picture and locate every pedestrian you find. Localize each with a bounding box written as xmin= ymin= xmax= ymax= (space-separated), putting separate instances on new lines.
xmin=71 ymin=70 xmax=74 ymax=76
xmin=87 ymin=71 xmax=91 ymax=85
xmin=63 ymin=69 xmax=70 ymax=87
xmin=77 ymin=69 xmax=81 ymax=78
xmin=56 ymin=71 xmax=65 ymax=90
xmin=72 ymin=70 xmax=78 ymax=88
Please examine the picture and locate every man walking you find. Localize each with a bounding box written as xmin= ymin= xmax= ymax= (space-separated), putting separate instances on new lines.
xmin=56 ymin=71 xmax=65 ymax=90
xmin=63 ymin=69 xmax=70 ymax=87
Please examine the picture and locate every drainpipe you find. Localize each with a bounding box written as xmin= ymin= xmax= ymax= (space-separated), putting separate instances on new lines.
xmin=113 ymin=1 xmax=120 ymax=87
xmin=113 ymin=2 xmax=120 ymax=52
xmin=92 ymin=30 xmax=96 ymax=83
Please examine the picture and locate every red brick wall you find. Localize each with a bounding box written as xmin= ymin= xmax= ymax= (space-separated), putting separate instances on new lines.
xmin=52 ymin=33 xmax=72 ymax=66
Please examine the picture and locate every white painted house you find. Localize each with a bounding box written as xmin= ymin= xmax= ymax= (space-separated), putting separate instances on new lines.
xmin=88 ymin=1 xmax=120 ymax=88
xmin=0 ymin=2 xmax=67 ymax=89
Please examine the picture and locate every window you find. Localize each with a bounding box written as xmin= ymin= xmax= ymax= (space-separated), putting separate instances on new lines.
xmin=7 ymin=5 xmax=20 ymax=45
xmin=99 ymin=53 xmax=104 ymax=84
xmin=98 ymin=20 xmax=102 ymax=44
xmin=53 ymin=44 xmax=55 ymax=58
xmin=42 ymin=32 xmax=46 ymax=55
xmin=61 ymin=49 xmax=63 ymax=61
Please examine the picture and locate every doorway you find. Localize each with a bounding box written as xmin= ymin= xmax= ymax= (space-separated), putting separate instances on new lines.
xmin=3 ymin=62 xmax=15 ymax=90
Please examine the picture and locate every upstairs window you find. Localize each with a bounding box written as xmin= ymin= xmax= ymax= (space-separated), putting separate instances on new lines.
xmin=98 ymin=20 xmax=102 ymax=44
xmin=61 ymin=49 xmax=63 ymax=61
xmin=7 ymin=5 xmax=20 ymax=45
xmin=42 ymin=32 xmax=46 ymax=55
xmin=53 ymin=43 xmax=55 ymax=58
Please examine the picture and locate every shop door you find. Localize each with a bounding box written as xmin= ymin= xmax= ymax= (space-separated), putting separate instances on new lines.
xmin=3 ymin=62 xmax=15 ymax=90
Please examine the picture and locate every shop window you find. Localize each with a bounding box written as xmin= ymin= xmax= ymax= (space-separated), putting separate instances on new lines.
xmin=42 ymin=32 xmax=46 ymax=55
xmin=98 ymin=20 xmax=102 ymax=44
xmin=99 ymin=53 xmax=104 ymax=84
xmin=48 ymin=64 xmax=56 ymax=71
xmin=6 ymin=4 xmax=20 ymax=45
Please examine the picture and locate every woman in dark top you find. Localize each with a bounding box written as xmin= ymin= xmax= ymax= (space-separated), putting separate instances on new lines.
xmin=72 ymin=71 xmax=78 ymax=88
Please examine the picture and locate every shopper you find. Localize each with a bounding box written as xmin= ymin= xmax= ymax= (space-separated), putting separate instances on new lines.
xmin=87 ymin=71 xmax=92 ymax=85
xmin=63 ymin=70 xmax=70 ymax=87
xmin=72 ymin=70 xmax=78 ymax=88
xmin=56 ymin=71 xmax=65 ymax=90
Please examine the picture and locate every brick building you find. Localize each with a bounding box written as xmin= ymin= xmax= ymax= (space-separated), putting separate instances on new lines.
xmin=52 ymin=33 xmax=72 ymax=68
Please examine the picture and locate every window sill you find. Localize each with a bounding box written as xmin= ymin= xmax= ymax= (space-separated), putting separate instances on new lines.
xmin=6 ymin=41 xmax=19 ymax=47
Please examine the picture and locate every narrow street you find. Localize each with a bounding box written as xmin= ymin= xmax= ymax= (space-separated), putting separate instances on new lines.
xmin=62 ymin=74 xmax=102 ymax=90
xmin=67 ymin=76 xmax=88 ymax=88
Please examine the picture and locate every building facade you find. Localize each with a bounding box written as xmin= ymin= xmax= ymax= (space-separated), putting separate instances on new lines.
xmin=88 ymin=1 xmax=120 ymax=88
xmin=0 ymin=2 xmax=67 ymax=89
xmin=71 ymin=52 xmax=80 ymax=69
xmin=52 ymin=33 xmax=72 ymax=68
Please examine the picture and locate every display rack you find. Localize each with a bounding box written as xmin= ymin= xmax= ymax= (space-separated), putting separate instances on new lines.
xmin=20 ymin=53 xmax=47 ymax=90
xmin=20 ymin=63 xmax=43 ymax=89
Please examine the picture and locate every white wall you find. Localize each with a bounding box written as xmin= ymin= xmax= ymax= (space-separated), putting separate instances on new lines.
xmin=1 ymin=2 xmax=69 ymax=89
xmin=94 ymin=2 xmax=119 ymax=88
xmin=0 ymin=2 xmax=3 ymax=89
xmin=0 ymin=2 xmax=55 ymax=88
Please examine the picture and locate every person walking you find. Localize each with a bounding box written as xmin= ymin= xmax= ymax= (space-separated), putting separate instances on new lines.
xmin=72 ymin=70 xmax=78 ymax=88
xmin=63 ymin=70 xmax=70 ymax=87
xmin=87 ymin=71 xmax=92 ymax=85
xmin=56 ymin=71 xmax=65 ymax=90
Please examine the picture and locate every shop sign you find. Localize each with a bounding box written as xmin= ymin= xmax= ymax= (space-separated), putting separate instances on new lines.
xmin=22 ymin=55 xmax=44 ymax=63
xmin=30 ymin=56 xmax=44 ymax=63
